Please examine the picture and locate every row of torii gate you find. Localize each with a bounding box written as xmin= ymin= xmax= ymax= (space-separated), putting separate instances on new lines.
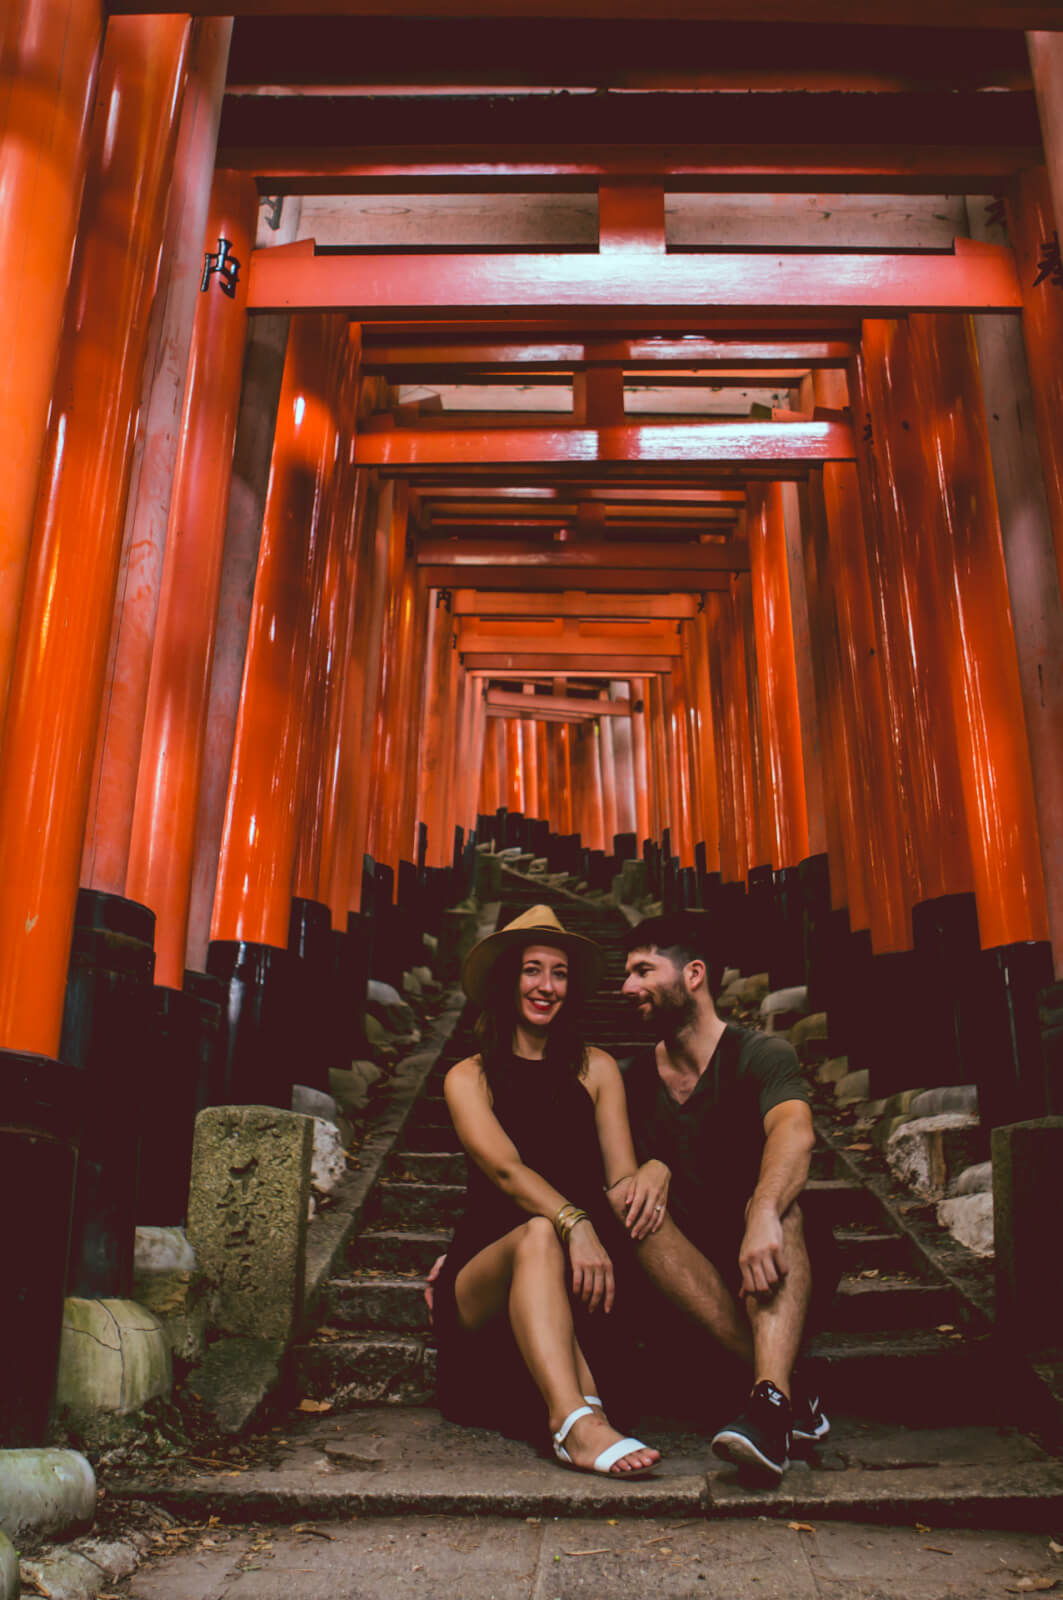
xmin=5 ymin=1 xmax=1063 ymax=1446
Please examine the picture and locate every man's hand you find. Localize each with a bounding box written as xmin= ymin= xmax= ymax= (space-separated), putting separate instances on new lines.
xmin=616 ymin=1160 xmax=671 ymax=1241
xmin=424 ymin=1253 xmax=447 ymax=1320
xmin=567 ymin=1219 xmax=616 ymax=1314
xmin=738 ymin=1203 xmax=788 ymax=1297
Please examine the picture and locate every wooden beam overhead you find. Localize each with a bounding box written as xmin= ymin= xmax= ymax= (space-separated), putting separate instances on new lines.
xmin=418 ymin=538 xmax=749 ymax=570
xmin=487 ymin=689 xmax=633 ymax=716
xmin=363 ymin=339 xmax=855 ymax=372
xmin=249 ymin=246 xmax=1020 ymax=317
xmin=421 ymin=565 xmax=732 ymax=592
xmin=464 ymin=652 xmax=678 ymax=671
xmin=356 ymin=420 xmax=855 ymax=467
xmin=111 ymin=3 xmax=1063 ymax=27
xmin=449 ymin=590 xmax=699 ymax=617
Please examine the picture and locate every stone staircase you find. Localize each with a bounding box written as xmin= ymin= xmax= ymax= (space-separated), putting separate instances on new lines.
xmin=292 ymin=870 xmax=1006 ymax=1432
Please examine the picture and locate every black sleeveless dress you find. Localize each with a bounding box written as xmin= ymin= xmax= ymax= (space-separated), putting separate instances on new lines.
xmin=432 ymin=1049 xmax=637 ymax=1442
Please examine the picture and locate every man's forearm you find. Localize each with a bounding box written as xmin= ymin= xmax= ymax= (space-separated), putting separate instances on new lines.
xmin=748 ymin=1121 xmax=813 ymax=1219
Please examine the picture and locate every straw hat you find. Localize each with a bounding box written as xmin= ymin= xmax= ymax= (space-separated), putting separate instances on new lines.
xmin=461 ymin=904 xmax=605 ymax=1009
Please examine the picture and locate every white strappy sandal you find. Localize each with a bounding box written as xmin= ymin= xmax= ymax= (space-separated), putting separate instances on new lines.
xmin=551 ymin=1404 xmax=658 ymax=1479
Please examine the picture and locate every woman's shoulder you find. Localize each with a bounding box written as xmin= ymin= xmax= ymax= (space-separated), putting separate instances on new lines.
xmin=584 ymin=1044 xmax=620 ymax=1082
xmin=444 ymin=1053 xmax=485 ymax=1091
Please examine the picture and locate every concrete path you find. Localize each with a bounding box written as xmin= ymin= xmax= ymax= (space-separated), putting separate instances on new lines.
xmin=115 ymin=1514 xmax=1063 ymax=1599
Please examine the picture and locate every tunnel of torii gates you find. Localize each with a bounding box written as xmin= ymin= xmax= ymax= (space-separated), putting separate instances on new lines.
xmin=5 ymin=0 xmax=1063 ymax=1445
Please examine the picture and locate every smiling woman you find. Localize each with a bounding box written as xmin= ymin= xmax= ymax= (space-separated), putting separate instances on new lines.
xmin=427 ymin=903 xmax=665 ymax=1478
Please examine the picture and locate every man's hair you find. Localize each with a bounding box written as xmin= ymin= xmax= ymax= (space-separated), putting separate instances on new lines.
xmin=622 ymin=910 xmax=717 ymax=992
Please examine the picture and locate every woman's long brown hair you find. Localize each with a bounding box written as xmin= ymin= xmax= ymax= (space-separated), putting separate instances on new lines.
xmin=474 ymin=942 xmax=590 ymax=1082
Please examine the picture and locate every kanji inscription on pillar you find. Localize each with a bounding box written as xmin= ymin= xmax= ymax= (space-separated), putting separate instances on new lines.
xmin=201 ymin=237 xmax=241 ymax=298
xmin=187 ymin=1106 xmax=312 ymax=1342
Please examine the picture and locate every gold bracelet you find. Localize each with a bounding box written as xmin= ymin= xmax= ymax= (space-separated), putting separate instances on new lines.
xmin=560 ymin=1208 xmax=588 ymax=1243
xmin=553 ymin=1203 xmax=580 ymax=1239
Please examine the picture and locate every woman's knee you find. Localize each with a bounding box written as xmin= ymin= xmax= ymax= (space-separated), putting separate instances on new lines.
xmin=514 ymin=1214 xmax=563 ymax=1263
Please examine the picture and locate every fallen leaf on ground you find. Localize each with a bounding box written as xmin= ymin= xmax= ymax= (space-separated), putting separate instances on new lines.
xmin=564 ymin=1549 xmax=609 ymax=1556
xmin=936 ymin=1324 xmax=956 ymax=1334
xmin=844 ymin=1142 xmax=872 ymax=1151
xmin=292 ymin=1524 xmax=335 ymax=1540
xmin=923 ymin=1546 xmax=953 ymax=1556
xmin=915 ymin=1523 xmax=932 ymax=1534
xmin=297 ymin=1399 xmax=334 ymax=1413
xmin=1050 ymin=1542 xmax=1063 ymax=1556
xmin=788 ymin=1522 xmax=816 ymax=1533
xmin=1005 ymin=1580 xmax=1060 ymax=1593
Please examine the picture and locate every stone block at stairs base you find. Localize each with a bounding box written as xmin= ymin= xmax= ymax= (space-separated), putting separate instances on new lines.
xmin=992 ymin=1116 xmax=1063 ymax=1345
xmin=885 ymin=1114 xmax=987 ymax=1201
xmin=937 ymin=1192 xmax=994 ymax=1258
xmin=0 ymin=1451 xmax=95 ymax=1543
xmin=132 ymin=1227 xmax=207 ymax=1365
xmin=185 ymin=1336 xmax=286 ymax=1435
xmin=55 ymin=1300 xmax=172 ymax=1420
xmin=0 ymin=1533 xmax=15 ymax=1600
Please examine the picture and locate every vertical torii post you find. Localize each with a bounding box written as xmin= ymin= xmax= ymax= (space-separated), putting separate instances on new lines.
xmin=209 ymin=313 xmax=340 ymax=1106
xmin=0 ymin=0 xmax=103 ymax=741
xmin=81 ymin=20 xmax=234 ymax=905
xmin=0 ymin=12 xmax=189 ymax=1444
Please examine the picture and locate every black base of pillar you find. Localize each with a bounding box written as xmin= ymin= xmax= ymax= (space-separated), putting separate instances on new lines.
xmin=796 ymin=853 xmax=833 ymax=1010
xmin=769 ymin=865 xmax=806 ymax=991
xmin=717 ymin=880 xmax=748 ymax=981
xmin=1041 ymin=980 xmax=1063 ymax=1117
xmin=911 ymin=891 xmax=983 ymax=1091
xmin=61 ymin=889 xmax=156 ymax=1299
xmin=858 ymin=947 xmax=923 ymax=1099
xmin=0 ymin=1050 xmax=82 ymax=1446
xmin=614 ymin=832 xmax=638 ymax=863
xmin=974 ymin=940 xmax=1057 ymax=1131
xmin=205 ymin=938 xmax=299 ymax=1108
xmin=289 ymin=897 xmax=334 ymax=1093
xmin=138 ymin=984 xmax=201 ymax=1226
xmin=345 ymin=911 xmax=374 ymax=1061
xmin=182 ymin=968 xmax=227 ymax=1113
xmin=817 ymin=917 xmax=869 ymax=1063
xmin=744 ymin=864 xmax=776 ymax=976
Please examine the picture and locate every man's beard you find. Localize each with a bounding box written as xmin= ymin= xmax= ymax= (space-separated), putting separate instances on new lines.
xmin=650 ymin=978 xmax=697 ymax=1040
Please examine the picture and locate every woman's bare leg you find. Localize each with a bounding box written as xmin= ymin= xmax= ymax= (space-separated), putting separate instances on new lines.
xmin=453 ymin=1216 xmax=658 ymax=1473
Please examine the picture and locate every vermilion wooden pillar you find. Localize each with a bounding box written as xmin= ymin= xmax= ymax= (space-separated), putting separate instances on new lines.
xmin=860 ymin=320 xmax=975 ymax=910
xmin=125 ymin=171 xmax=259 ymax=990
xmin=0 ymin=14 xmax=190 ymax=1059
xmin=734 ymin=573 xmax=770 ymax=873
xmin=505 ymin=716 xmax=525 ymax=816
xmin=0 ymin=0 xmax=103 ymax=744
xmin=557 ymin=721 xmax=575 ymax=835
xmin=703 ymin=596 xmax=743 ymax=886
xmin=686 ymin=613 xmax=722 ymax=874
xmin=418 ymin=590 xmax=457 ymax=866
xmin=479 ymin=714 xmax=501 ymax=817
xmin=666 ymin=658 xmax=695 ymax=869
xmin=535 ymin=720 xmax=550 ymax=827
xmin=325 ymin=471 xmax=377 ymax=920
xmin=343 ymin=474 xmax=392 ymax=912
xmin=365 ymin=481 xmax=411 ymax=868
xmin=630 ymin=676 xmax=652 ymax=845
xmin=81 ymin=20 xmax=234 ymax=899
xmin=1027 ymin=35 xmax=1063 ymax=250
xmin=647 ymin=676 xmax=671 ymax=850
xmin=294 ymin=330 xmax=362 ymax=912
xmin=610 ymin=683 xmax=638 ymax=839
xmin=1008 ymin=167 xmax=1063 ymax=596
xmin=598 ymin=694 xmax=619 ymax=847
xmin=0 ymin=12 xmax=189 ymax=1440
xmin=910 ymin=314 xmax=1050 ymax=952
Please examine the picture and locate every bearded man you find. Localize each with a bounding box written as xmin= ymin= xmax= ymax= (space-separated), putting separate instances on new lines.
xmin=609 ymin=910 xmax=829 ymax=1482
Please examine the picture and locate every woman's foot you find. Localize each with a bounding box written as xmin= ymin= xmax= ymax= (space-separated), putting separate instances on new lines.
xmin=552 ymin=1406 xmax=660 ymax=1475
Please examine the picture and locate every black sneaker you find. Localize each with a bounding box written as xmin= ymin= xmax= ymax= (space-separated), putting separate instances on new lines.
xmin=790 ymin=1382 xmax=830 ymax=1447
xmin=711 ymin=1380 xmax=791 ymax=1482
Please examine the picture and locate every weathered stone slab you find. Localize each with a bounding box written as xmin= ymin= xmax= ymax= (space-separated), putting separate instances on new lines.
xmin=132 ymin=1227 xmax=206 ymax=1366
xmin=0 ymin=1450 xmax=95 ymax=1541
xmin=55 ymin=1300 xmax=171 ymax=1418
xmin=886 ymin=1114 xmax=987 ymax=1201
xmin=0 ymin=1533 xmax=16 ymax=1600
xmin=186 ymin=1106 xmax=312 ymax=1342
xmin=185 ymin=1335 xmax=286 ymax=1435
xmin=937 ymin=1192 xmax=994 ymax=1257
xmin=992 ymin=1116 xmax=1063 ymax=1345
xmin=292 ymin=1085 xmax=339 ymax=1124
xmin=472 ymin=850 xmax=502 ymax=902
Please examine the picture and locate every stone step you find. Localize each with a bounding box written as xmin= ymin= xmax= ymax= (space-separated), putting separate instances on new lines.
xmin=354 ymin=1228 xmax=449 ymax=1273
xmin=327 ymin=1268 xmax=954 ymax=1339
xmin=377 ymin=1181 xmax=465 ymax=1229
xmin=291 ymin=1326 xmax=1003 ymax=1427
xmin=830 ymin=1274 xmax=961 ymax=1332
xmin=832 ymin=1226 xmax=919 ymax=1276
xmin=391 ymin=1151 xmax=468 ymax=1185
xmin=109 ymin=1408 xmax=1063 ymax=1529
